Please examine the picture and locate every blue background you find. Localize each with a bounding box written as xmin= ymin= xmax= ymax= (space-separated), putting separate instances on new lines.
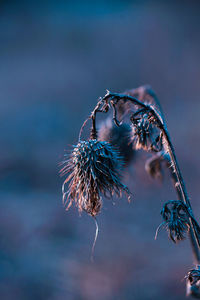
xmin=0 ymin=1 xmax=200 ymax=299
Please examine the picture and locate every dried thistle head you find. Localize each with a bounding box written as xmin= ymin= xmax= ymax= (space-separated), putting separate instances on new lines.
xmin=161 ymin=200 xmax=190 ymax=243
xmin=131 ymin=110 xmax=162 ymax=152
xmin=186 ymin=267 xmax=200 ymax=298
xmin=60 ymin=139 xmax=130 ymax=217
xmin=98 ymin=118 xmax=134 ymax=165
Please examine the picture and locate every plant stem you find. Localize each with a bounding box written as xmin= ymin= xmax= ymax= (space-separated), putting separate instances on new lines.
xmin=162 ymin=127 xmax=200 ymax=263
xmin=101 ymin=91 xmax=200 ymax=264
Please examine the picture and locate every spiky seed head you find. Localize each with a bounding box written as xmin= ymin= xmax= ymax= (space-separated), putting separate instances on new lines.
xmin=60 ymin=139 xmax=130 ymax=217
xmin=132 ymin=113 xmax=151 ymax=150
xmin=98 ymin=118 xmax=134 ymax=165
xmin=131 ymin=112 xmax=162 ymax=152
xmin=161 ymin=200 xmax=190 ymax=243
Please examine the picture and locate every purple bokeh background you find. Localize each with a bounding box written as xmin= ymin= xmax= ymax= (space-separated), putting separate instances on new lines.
xmin=1 ymin=1 xmax=200 ymax=299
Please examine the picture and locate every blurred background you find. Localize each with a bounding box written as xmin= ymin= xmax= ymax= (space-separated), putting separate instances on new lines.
xmin=1 ymin=0 xmax=200 ymax=299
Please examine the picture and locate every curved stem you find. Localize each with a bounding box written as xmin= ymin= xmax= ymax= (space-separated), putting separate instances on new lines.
xmin=164 ymin=157 xmax=200 ymax=263
xmin=100 ymin=91 xmax=200 ymax=264
xmin=162 ymin=128 xmax=200 ymax=263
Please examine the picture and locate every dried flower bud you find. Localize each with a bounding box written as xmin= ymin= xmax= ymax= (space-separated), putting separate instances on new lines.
xmin=186 ymin=267 xmax=200 ymax=298
xmin=160 ymin=200 xmax=190 ymax=243
xmin=145 ymin=154 xmax=164 ymax=180
xmin=60 ymin=139 xmax=130 ymax=217
xmin=98 ymin=118 xmax=134 ymax=165
xmin=131 ymin=111 xmax=162 ymax=152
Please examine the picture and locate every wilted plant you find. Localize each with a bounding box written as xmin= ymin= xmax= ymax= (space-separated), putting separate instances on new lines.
xmin=60 ymin=85 xmax=200 ymax=297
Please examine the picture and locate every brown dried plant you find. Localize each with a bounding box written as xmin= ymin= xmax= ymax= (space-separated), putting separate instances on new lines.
xmin=60 ymin=139 xmax=130 ymax=217
xmin=60 ymin=85 xmax=200 ymax=298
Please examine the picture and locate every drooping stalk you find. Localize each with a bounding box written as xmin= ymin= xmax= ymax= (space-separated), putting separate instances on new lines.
xmin=80 ymin=89 xmax=200 ymax=265
xmin=95 ymin=91 xmax=200 ymax=264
